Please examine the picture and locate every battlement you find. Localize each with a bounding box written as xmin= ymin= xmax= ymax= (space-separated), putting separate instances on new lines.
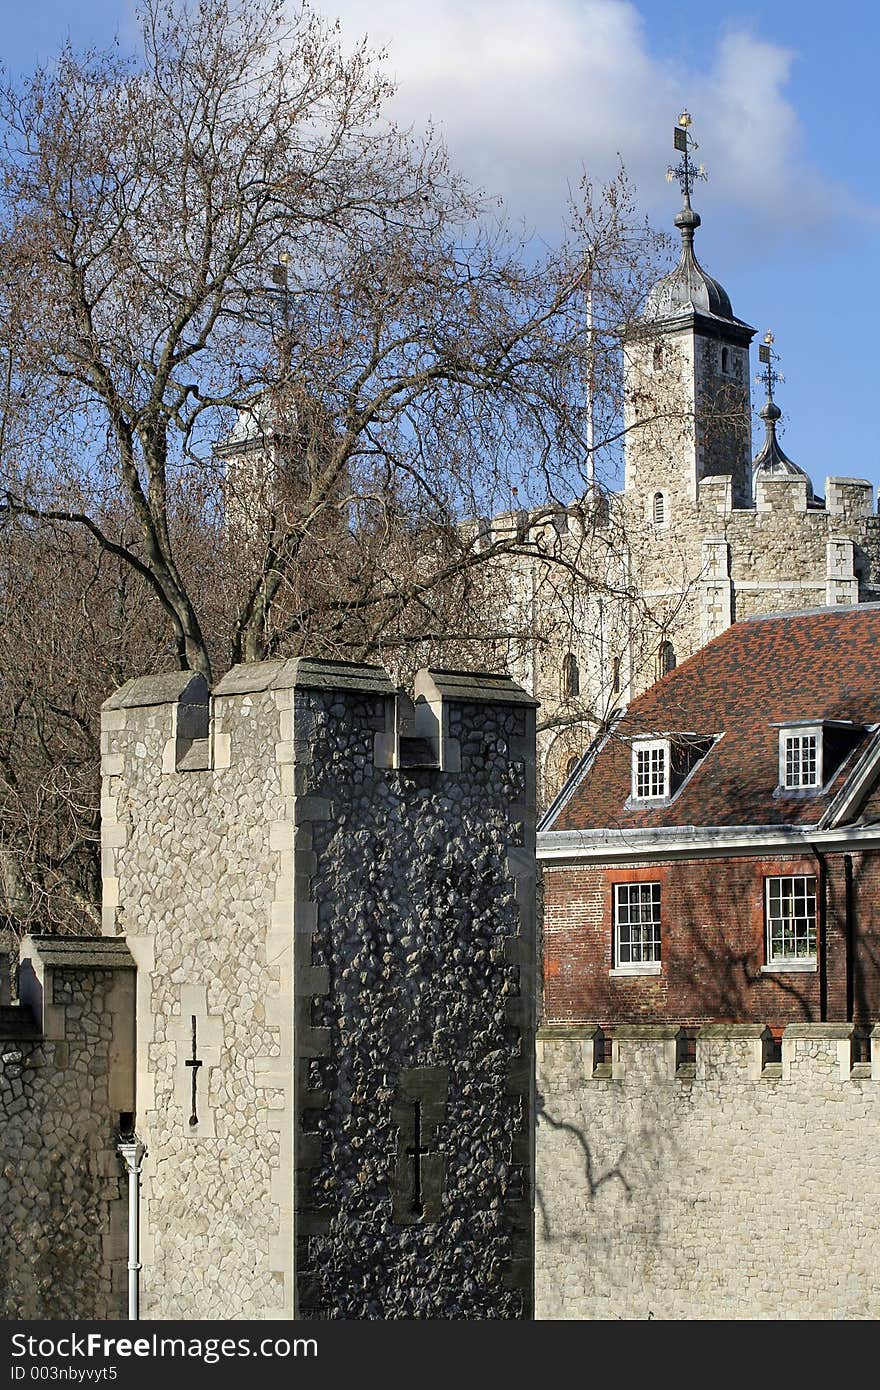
xmin=537 ymin=1021 xmax=880 ymax=1083
xmin=826 ymin=476 xmax=877 ymax=517
xmin=101 ymin=657 xmax=536 ymax=784
xmin=693 ymin=472 xmax=878 ymax=519
xmin=537 ymin=1019 xmax=880 ymax=1319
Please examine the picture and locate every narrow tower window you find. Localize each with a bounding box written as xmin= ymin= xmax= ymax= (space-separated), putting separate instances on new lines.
xmin=653 ymin=343 xmax=664 ymax=372
xmin=652 ymin=491 xmax=666 ymax=526
xmin=721 ymin=346 xmax=730 ymax=374
xmin=562 ymin=652 xmax=580 ymax=698
xmin=656 ymin=641 xmax=676 ymax=679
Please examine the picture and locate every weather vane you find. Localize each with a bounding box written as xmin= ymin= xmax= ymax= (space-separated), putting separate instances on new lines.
xmin=756 ymin=331 xmax=785 ymax=401
xmin=666 ymin=109 xmax=707 ymax=206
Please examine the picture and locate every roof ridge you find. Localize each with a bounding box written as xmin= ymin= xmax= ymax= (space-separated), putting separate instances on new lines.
xmin=743 ymin=602 xmax=880 ymax=623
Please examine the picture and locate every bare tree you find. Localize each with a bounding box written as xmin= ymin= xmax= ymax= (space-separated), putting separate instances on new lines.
xmin=0 ymin=0 xmax=664 ymax=681
xmin=0 ymin=0 xmax=674 ymax=928
xmin=0 ymin=516 xmax=169 ymax=932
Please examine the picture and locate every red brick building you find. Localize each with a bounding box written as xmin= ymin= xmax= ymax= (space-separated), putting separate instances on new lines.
xmin=538 ymin=605 xmax=880 ymax=1030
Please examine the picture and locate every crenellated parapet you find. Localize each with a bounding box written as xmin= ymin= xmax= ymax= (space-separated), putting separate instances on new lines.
xmin=536 ymin=1020 xmax=880 ymax=1320
xmin=538 ymin=1021 xmax=880 ymax=1083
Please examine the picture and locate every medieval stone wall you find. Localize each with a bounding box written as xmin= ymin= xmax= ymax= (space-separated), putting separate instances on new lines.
xmin=0 ymin=939 xmax=134 ymax=1320
xmin=102 ymin=669 xmax=293 ymax=1320
xmin=536 ymin=1024 xmax=880 ymax=1320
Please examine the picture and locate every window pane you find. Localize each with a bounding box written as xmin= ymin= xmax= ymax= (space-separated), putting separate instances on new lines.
xmin=784 ymin=734 xmax=819 ymax=788
xmin=615 ymin=883 xmax=661 ymax=966
xmin=766 ymin=875 xmax=817 ymax=962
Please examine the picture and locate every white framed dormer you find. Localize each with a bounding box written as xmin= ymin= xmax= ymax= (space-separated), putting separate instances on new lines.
xmin=778 ymin=724 xmax=823 ymax=793
xmin=629 ymin=731 xmax=718 ymax=808
xmin=631 ymin=738 xmax=670 ymax=802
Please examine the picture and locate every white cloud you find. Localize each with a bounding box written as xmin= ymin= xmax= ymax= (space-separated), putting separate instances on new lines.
xmin=325 ymin=0 xmax=873 ymax=241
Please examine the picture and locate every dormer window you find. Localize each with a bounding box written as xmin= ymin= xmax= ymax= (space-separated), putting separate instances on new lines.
xmin=779 ymin=726 xmax=822 ymax=791
xmin=631 ymin=733 xmax=716 ymax=804
xmin=632 ymin=740 xmax=668 ymax=800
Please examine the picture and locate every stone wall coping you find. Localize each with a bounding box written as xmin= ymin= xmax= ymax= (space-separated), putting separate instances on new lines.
xmin=613 ymin=1024 xmax=680 ymax=1040
xmin=103 ymin=671 xmax=208 ymax=711
xmin=698 ymin=1024 xmax=768 ymax=1039
xmin=213 ymin=656 xmax=396 ymax=698
xmin=537 ymin=1025 xmax=601 ymax=1041
xmin=782 ymin=1022 xmax=854 ymax=1039
xmin=414 ymin=667 xmax=538 ymax=708
xmin=106 ymin=658 xmax=539 ymax=710
xmin=21 ymin=935 xmax=136 ymax=971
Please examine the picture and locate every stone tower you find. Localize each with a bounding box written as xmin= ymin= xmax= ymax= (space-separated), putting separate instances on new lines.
xmin=530 ymin=113 xmax=880 ymax=807
xmin=623 ymin=112 xmax=755 ymax=513
xmin=100 ymin=658 xmax=537 ymax=1319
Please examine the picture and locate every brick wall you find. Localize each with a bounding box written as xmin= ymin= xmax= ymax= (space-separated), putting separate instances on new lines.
xmin=543 ymin=850 xmax=880 ymax=1026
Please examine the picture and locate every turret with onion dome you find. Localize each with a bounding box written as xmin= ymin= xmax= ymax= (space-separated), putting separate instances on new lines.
xmin=642 ymin=110 xmax=752 ymax=331
xmin=625 ymin=111 xmax=756 ymax=508
xmin=751 ymin=332 xmax=822 ymax=507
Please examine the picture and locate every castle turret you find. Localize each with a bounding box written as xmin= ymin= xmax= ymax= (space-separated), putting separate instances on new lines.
xmin=751 ymin=331 xmax=821 ymax=508
xmin=624 ymin=111 xmax=755 ymax=512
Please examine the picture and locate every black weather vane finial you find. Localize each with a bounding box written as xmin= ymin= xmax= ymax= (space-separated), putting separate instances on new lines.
xmin=666 ymin=110 xmax=707 ymax=208
xmin=756 ymin=331 xmax=785 ymax=402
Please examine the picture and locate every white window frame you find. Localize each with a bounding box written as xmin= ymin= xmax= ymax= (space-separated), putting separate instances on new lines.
xmin=763 ymin=875 xmax=817 ymax=972
xmin=779 ymin=726 xmax=822 ymax=791
xmin=631 ymin=739 xmax=669 ymax=801
xmin=612 ymin=882 xmax=662 ymax=975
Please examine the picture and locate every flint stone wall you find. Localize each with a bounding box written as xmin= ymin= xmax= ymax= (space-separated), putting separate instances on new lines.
xmin=536 ymin=1023 xmax=880 ymax=1320
xmin=0 ymin=938 xmax=134 ymax=1320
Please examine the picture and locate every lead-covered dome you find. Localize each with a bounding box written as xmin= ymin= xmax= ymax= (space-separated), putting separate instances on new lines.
xmin=644 ymin=205 xmax=735 ymax=322
xmin=752 ymin=399 xmax=817 ymax=504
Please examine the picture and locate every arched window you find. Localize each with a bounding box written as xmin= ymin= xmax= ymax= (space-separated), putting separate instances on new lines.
xmin=565 ymin=755 xmax=580 ymax=783
xmin=653 ymin=343 xmax=664 ymax=372
xmin=656 ymin=640 xmax=676 ymax=679
xmin=562 ymin=652 xmax=580 ymax=698
xmin=721 ymin=346 xmax=730 ymax=374
xmin=611 ymin=655 xmax=622 ymax=694
xmin=652 ymin=491 xmax=666 ymax=526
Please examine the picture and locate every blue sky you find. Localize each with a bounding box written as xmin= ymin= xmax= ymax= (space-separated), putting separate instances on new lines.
xmin=4 ymin=0 xmax=878 ymax=494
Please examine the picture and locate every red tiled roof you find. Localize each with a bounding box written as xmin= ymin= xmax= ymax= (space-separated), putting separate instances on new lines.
xmin=549 ymin=605 xmax=880 ymax=833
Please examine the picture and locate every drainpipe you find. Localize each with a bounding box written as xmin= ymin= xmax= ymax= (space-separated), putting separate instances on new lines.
xmin=844 ymin=854 xmax=855 ymax=1022
xmin=810 ymin=845 xmax=827 ymax=1022
xmin=118 ymin=1136 xmax=147 ymax=1320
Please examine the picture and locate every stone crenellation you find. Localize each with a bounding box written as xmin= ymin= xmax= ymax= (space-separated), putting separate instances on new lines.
xmin=536 ymin=1022 xmax=880 ymax=1320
